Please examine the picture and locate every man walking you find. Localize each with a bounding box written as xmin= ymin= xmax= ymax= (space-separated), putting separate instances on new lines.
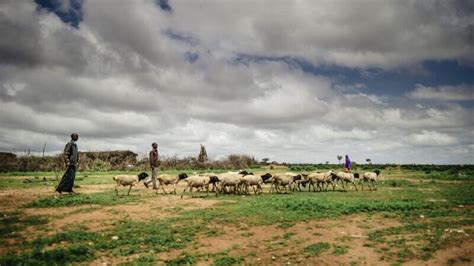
xmin=56 ymin=133 xmax=79 ymax=194
xmin=145 ymin=142 xmax=160 ymax=189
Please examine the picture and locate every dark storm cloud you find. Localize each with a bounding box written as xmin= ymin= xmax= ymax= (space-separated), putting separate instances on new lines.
xmin=0 ymin=1 xmax=42 ymax=67
xmin=0 ymin=0 xmax=472 ymax=163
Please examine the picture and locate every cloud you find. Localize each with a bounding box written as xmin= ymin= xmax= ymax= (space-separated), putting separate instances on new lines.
xmin=408 ymin=84 xmax=474 ymax=101
xmin=168 ymin=0 xmax=474 ymax=68
xmin=409 ymin=130 xmax=458 ymax=146
xmin=0 ymin=0 xmax=472 ymax=164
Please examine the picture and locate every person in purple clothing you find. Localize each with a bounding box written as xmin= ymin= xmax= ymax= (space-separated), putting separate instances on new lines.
xmin=344 ymin=155 xmax=351 ymax=173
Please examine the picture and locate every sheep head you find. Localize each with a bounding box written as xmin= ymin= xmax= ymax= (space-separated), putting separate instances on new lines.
xmin=178 ymin=173 xmax=189 ymax=180
xmin=138 ymin=172 xmax=149 ymax=181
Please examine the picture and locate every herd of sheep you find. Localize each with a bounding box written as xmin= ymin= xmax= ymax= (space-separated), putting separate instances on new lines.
xmin=112 ymin=169 xmax=381 ymax=197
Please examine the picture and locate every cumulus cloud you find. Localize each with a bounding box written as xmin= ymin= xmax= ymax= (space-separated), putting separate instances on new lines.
xmin=0 ymin=0 xmax=472 ymax=164
xmin=409 ymin=130 xmax=458 ymax=146
xmin=408 ymin=84 xmax=474 ymax=101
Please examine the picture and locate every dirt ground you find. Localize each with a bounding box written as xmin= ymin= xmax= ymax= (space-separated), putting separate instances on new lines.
xmin=1 ymin=182 xmax=473 ymax=265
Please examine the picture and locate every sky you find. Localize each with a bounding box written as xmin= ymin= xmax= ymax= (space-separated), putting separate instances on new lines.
xmin=0 ymin=0 xmax=473 ymax=164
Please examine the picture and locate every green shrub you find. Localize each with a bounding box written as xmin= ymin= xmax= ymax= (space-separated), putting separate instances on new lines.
xmin=165 ymin=252 xmax=195 ymax=266
xmin=0 ymin=244 xmax=95 ymax=265
xmin=304 ymin=242 xmax=330 ymax=256
xmin=212 ymin=255 xmax=242 ymax=266
xmin=92 ymin=159 xmax=112 ymax=172
xmin=25 ymin=191 xmax=142 ymax=208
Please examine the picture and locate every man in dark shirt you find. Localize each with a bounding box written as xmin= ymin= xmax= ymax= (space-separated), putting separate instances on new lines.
xmin=146 ymin=142 xmax=160 ymax=190
xmin=56 ymin=133 xmax=79 ymax=194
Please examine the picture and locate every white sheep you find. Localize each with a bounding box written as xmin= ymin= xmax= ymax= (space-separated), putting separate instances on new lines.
xmin=180 ymin=175 xmax=211 ymax=198
xmin=199 ymin=172 xmax=219 ymax=192
xmin=151 ymin=173 xmax=188 ymax=194
xmin=217 ymin=173 xmax=244 ymax=195
xmin=306 ymin=170 xmax=334 ymax=191
xmin=333 ymin=172 xmax=358 ymax=191
xmin=361 ymin=170 xmax=380 ymax=191
xmin=270 ymin=174 xmax=294 ymax=193
xmin=113 ymin=172 xmax=149 ymax=195
xmin=240 ymin=174 xmax=263 ymax=195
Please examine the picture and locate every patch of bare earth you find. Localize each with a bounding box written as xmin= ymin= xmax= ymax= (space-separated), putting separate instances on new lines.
xmin=405 ymin=239 xmax=474 ymax=266
xmin=1 ymin=190 xmax=222 ymax=255
xmin=0 ymin=187 xmax=56 ymax=211
xmin=156 ymin=214 xmax=400 ymax=265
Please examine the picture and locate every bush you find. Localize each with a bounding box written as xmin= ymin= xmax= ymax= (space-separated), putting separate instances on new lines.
xmin=91 ymin=159 xmax=111 ymax=172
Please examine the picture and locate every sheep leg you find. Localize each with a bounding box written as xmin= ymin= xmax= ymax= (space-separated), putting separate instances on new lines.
xmin=172 ymin=183 xmax=177 ymax=194
xmin=317 ymin=182 xmax=323 ymax=192
xmin=115 ymin=184 xmax=120 ymax=196
xmin=352 ymin=181 xmax=358 ymax=191
xmin=158 ymin=181 xmax=167 ymax=195
xmin=180 ymin=185 xmax=190 ymax=199
xmin=127 ymin=185 xmax=133 ymax=196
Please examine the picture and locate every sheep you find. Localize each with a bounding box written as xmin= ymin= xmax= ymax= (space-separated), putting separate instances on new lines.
xmin=113 ymin=172 xmax=148 ymax=195
xmin=306 ymin=170 xmax=334 ymax=192
xmin=152 ymin=173 xmax=188 ymax=194
xmin=270 ymin=174 xmax=294 ymax=193
xmin=333 ymin=172 xmax=358 ymax=191
xmin=180 ymin=174 xmax=211 ymax=198
xmin=240 ymin=174 xmax=264 ymax=195
xmin=361 ymin=170 xmax=380 ymax=191
xmin=217 ymin=173 xmax=244 ymax=195
xmin=199 ymin=173 xmax=220 ymax=192
xmin=260 ymin=173 xmax=273 ymax=183
xmin=289 ymin=174 xmax=308 ymax=192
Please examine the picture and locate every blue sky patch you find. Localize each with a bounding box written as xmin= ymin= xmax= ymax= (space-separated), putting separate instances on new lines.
xmin=184 ymin=52 xmax=199 ymax=63
xmin=164 ymin=29 xmax=198 ymax=46
xmin=234 ymin=54 xmax=474 ymax=98
xmin=157 ymin=0 xmax=172 ymax=12
xmin=34 ymin=0 xmax=83 ymax=28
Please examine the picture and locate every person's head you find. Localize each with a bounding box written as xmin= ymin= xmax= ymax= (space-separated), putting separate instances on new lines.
xmin=71 ymin=133 xmax=79 ymax=141
xmin=345 ymin=155 xmax=349 ymax=159
xmin=152 ymin=142 xmax=158 ymax=149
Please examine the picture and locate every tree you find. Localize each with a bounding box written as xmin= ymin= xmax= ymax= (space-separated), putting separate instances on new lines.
xmin=261 ymin=158 xmax=269 ymax=165
xmin=366 ymin=158 xmax=372 ymax=165
xmin=337 ymin=155 xmax=342 ymax=164
xmin=198 ymin=144 xmax=208 ymax=163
